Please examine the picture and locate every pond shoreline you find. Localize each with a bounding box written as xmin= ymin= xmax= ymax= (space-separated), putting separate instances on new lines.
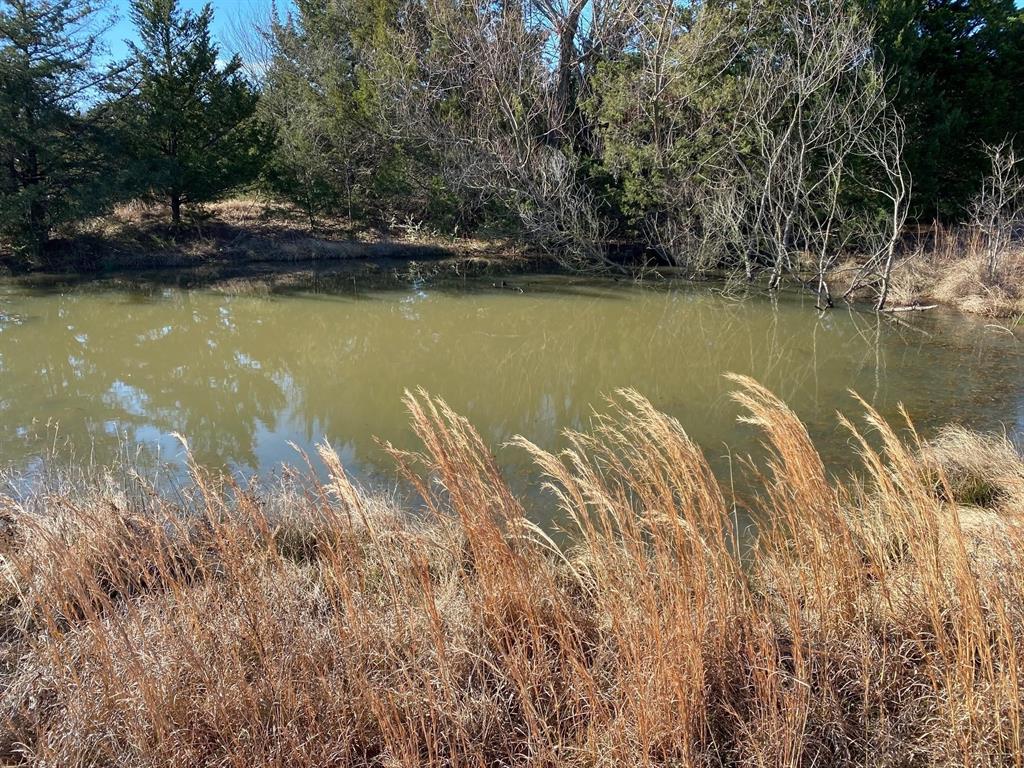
xmin=3 ymin=197 xmax=1021 ymax=320
xmin=2 ymin=248 xmax=562 ymax=296
xmin=0 ymin=198 xmax=552 ymax=282
xmin=9 ymin=253 xmax=1016 ymax=325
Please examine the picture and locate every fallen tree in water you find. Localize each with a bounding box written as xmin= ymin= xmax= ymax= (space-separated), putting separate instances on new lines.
xmin=1 ymin=378 xmax=1022 ymax=765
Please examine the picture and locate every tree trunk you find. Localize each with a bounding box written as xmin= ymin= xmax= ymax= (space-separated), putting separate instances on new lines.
xmin=170 ymin=193 xmax=181 ymax=226
xmin=552 ymin=3 xmax=583 ymax=141
xmin=29 ymin=198 xmax=47 ymax=255
xmin=876 ymin=247 xmax=895 ymax=311
xmin=26 ymin=145 xmax=47 ymax=254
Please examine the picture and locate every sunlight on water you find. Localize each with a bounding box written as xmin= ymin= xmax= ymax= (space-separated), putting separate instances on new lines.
xmin=2 ymin=274 xmax=1022 ymax=517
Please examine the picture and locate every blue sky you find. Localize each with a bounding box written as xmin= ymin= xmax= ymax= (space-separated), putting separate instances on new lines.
xmin=99 ymin=0 xmax=280 ymax=63
xmin=97 ymin=0 xmax=1024 ymax=64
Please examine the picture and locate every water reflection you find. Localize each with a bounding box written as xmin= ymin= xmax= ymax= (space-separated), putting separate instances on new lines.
xmin=1 ymin=276 xmax=1022 ymax=503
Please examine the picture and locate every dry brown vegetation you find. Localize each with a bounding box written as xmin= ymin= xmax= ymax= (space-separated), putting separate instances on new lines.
xmin=1 ymin=379 xmax=1023 ymax=766
xmin=844 ymin=141 xmax=1024 ymax=318
xmin=37 ymin=197 xmax=528 ymax=274
xmin=827 ymin=225 xmax=1024 ymax=318
xmin=876 ymin=225 xmax=1024 ymax=318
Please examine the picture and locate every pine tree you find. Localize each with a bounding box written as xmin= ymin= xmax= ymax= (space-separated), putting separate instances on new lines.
xmin=119 ymin=0 xmax=261 ymax=225
xmin=261 ymin=0 xmax=406 ymax=226
xmin=864 ymin=0 xmax=1024 ymax=219
xmin=0 ymin=0 xmax=110 ymax=256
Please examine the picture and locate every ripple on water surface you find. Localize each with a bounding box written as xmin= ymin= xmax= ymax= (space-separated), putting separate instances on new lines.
xmin=1 ymin=274 xmax=1022 ymax=523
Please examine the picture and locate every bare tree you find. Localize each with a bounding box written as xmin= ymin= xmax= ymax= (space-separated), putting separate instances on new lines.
xmin=587 ymin=0 xmax=907 ymax=298
xmin=368 ymin=0 xmax=639 ymax=266
xmin=849 ymin=112 xmax=912 ymax=310
xmin=720 ymin=0 xmax=891 ymax=298
xmin=573 ymin=0 xmax=756 ymax=273
xmin=344 ymin=0 xmax=911 ymax=288
xmin=969 ymin=139 xmax=1024 ymax=282
xmin=221 ymin=0 xmax=276 ymax=85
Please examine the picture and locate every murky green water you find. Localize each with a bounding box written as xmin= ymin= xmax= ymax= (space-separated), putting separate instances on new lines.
xmin=2 ymin=273 xmax=1022 ymax=512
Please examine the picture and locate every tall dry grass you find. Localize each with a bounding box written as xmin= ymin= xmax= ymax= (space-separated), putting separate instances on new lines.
xmin=1 ymin=380 xmax=1023 ymax=766
xmin=886 ymin=224 xmax=1024 ymax=317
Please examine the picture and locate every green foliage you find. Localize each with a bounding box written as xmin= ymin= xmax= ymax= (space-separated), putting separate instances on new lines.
xmin=0 ymin=0 xmax=114 ymax=256
xmin=4 ymin=0 xmax=1024 ymax=266
xmin=863 ymin=0 xmax=1024 ymax=219
xmin=260 ymin=0 xmax=477 ymax=232
xmin=114 ymin=0 xmax=263 ymax=224
xmin=260 ymin=0 xmax=367 ymax=222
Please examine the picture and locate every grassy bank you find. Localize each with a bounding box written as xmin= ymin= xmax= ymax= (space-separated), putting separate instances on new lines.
xmin=882 ymin=225 xmax=1024 ymax=319
xmin=1 ymin=379 xmax=1022 ymax=765
xmin=2 ymin=197 xmax=533 ymax=276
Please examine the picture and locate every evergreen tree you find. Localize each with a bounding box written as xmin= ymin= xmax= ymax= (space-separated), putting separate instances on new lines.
xmin=864 ymin=0 xmax=1024 ymax=219
xmin=118 ymin=0 xmax=261 ymax=225
xmin=0 ymin=0 xmax=111 ymax=256
xmin=261 ymin=0 xmax=363 ymax=223
xmin=260 ymin=0 xmax=413 ymax=226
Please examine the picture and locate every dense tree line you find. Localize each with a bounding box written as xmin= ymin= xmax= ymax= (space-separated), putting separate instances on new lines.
xmin=2 ymin=0 xmax=1022 ymax=299
xmin=0 ymin=0 xmax=113 ymax=254
xmin=1 ymin=0 xmax=259 ymax=254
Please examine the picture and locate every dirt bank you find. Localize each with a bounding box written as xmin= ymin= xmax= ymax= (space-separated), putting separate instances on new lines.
xmin=0 ymin=197 xmax=544 ymax=279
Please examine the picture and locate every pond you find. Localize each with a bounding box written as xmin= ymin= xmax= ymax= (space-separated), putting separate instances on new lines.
xmin=2 ymin=272 xmax=1022 ymax=520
